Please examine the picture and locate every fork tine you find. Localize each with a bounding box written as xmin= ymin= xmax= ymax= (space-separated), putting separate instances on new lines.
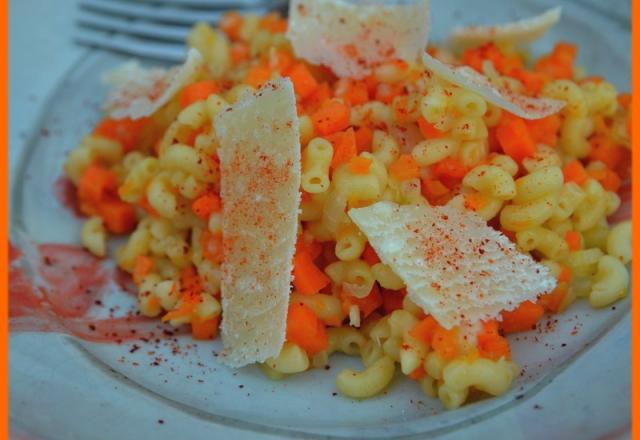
xmin=79 ymin=0 xmax=274 ymax=26
xmin=117 ymin=0 xmax=288 ymax=8
xmin=75 ymin=0 xmax=289 ymax=62
xmin=74 ymin=27 xmax=187 ymax=63
xmin=77 ymin=10 xmax=190 ymax=43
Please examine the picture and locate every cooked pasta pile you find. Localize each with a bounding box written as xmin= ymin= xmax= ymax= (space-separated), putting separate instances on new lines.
xmin=64 ymin=10 xmax=631 ymax=409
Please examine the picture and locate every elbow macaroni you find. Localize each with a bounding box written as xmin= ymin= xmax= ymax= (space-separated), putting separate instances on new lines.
xmin=336 ymin=356 xmax=395 ymax=399
xmin=301 ymin=138 xmax=333 ymax=194
xmin=81 ymin=217 xmax=107 ymax=257
xmin=463 ymin=165 xmax=516 ymax=200
xmin=265 ymin=342 xmax=310 ymax=374
xmin=516 ymin=227 xmax=569 ymax=260
xmin=589 ymin=255 xmax=629 ymax=308
xmin=500 ymin=194 xmax=557 ymax=232
xmin=607 ymin=221 xmax=632 ymax=264
xmin=439 ymin=358 xmax=518 ymax=409
xmin=512 ymin=167 xmax=563 ymax=204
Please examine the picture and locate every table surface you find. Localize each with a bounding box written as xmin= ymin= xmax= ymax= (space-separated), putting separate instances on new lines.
xmin=9 ymin=1 xmax=631 ymax=439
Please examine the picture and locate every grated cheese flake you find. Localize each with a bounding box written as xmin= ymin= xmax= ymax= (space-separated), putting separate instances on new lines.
xmin=422 ymin=51 xmax=565 ymax=119
xmin=103 ymin=48 xmax=204 ymax=120
xmin=215 ymin=77 xmax=301 ymax=368
xmin=349 ymin=201 xmax=556 ymax=329
xmin=449 ymin=7 xmax=562 ymax=50
xmin=287 ymin=0 xmax=430 ymax=79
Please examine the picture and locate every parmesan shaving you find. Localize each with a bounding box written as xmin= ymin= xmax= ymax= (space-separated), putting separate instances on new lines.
xmin=349 ymin=202 xmax=556 ymax=329
xmin=103 ymin=48 xmax=204 ymax=120
xmin=449 ymin=7 xmax=562 ymax=50
xmin=422 ymin=52 xmax=565 ymax=119
xmin=215 ymin=78 xmax=301 ymax=368
xmin=287 ymin=0 xmax=430 ymax=79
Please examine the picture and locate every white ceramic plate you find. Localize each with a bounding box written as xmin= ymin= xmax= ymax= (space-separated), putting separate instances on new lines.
xmin=9 ymin=0 xmax=631 ymax=438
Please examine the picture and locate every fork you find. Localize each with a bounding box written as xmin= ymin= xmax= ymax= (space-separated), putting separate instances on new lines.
xmin=74 ymin=0 xmax=288 ymax=62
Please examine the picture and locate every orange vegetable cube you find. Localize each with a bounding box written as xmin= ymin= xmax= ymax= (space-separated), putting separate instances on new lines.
xmin=219 ymin=11 xmax=243 ymax=40
xmin=179 ymin=80 xmax=219 ymax=108
xmin=347 ymin=156 xmax=372 ymax=175
xmin=259 ymin=12 xmax=288 ymax=34
xmin=589 ymin=135 xmax=625 ymax=172
xmin=288 ymin=63 xmax=319 ymax=99
xmin=432 ymin=326 xmax=460 ymax=360
xmin=421 ymin=178 xmax=450 ymax=205
xmin=295 ymin=236 xmax=323 ymax=260
xmin=192 ymin=315 xmax=220 ymax=340
xmin=558 ymin=265 xmax=573 ymax=283
xmin=564 ymin=231 xmax=582 ymax=251
xmin=538 ymin=283 xmax=568 ymax=313
xmin=589 ymin=168 xmax=622 ymax=192
xmin=535 ymin=42 xmax=577 ymax=80
xmin=500 ymin=301 xmax=545 ymax=333
xmin=244 ymin=64 xmax=272 ymax=88
xmin=389 ymin=154 xmax=420 ymax=181
xmin=293 ymin=249 xmax=330 ymax=295
xmin=77 ymin=164 xmax=118 ymax=206
xmin=526 ymin=115 xmax=561 ymax=147
xmin=562 ymin=160 xmax=589 ymax=186
xmin=302 ymin=82 xmax=331 ymax=114
xmin=98 ymin=198 xmax=137 ymax=234
xmin=269 ymin=48 xmax=294 ymax=75
xmin=230 ymin=42 xmax=250 ymax=65
xmin=192 ymin=193 xmax=222 ymax=219
xmin=496 ymin=116 xmax=536 ymax=162
xmin=431 ymin=157 xmax=468 ymax=186
xmin=477 ymin=333 xmax=511 ymax=361
xmin=362 ymin=74 xmax=378 ymax=96
xmin=336 ymin=79 xmax=369 ymax=106
xmin=409 ymin=316 xmax=439 ymax=346
xmin=94 ymin=117 xmax=150 ymax=153
xmin=311 ymin=99 xmax=351 ymax=136
xmin=179 ymin=266 xmax=203 ymax=297
xmin=511 ymin=68 xmax=549 ymax=95
xmin=477 ymin=320 xmax=511 ymax=360
xmin=327 ymin=128 xmax=357 ymax=170
xmin=286 ymin=303 xmax=329 ymax=356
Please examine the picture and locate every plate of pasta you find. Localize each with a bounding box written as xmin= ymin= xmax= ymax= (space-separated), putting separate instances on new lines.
xmin=9 ymin=0 xmax=631 ymax=438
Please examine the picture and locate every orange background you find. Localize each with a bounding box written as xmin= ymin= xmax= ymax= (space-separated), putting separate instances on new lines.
xmin=632 ymin=0 xmax=639 ymax=437
xmin=2 ymin=0 xmax=9 ymax=437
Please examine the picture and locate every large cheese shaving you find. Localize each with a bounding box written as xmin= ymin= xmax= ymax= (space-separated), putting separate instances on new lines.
xmin=349 ymin=202 xmax=556 ymax=329
xmin=103 ymin=48 xmax=204 ymax=120
xmin=449 ymin=7 xmax=562 ymax=50
xmin=422 ymin=52 xmax=565 ymax=119
xmin=215 ymin=78 xmax=301 ymax=368
xmin=287 ymin=0 xmax=430 ymax=79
